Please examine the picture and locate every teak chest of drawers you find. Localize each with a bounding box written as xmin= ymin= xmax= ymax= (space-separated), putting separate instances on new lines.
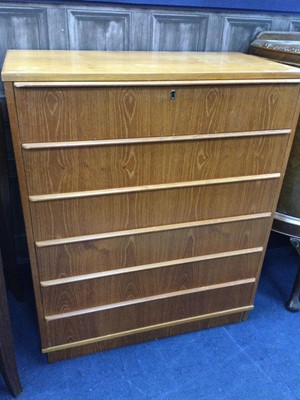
xmin=2 ymin=51 xmax=300 ymax=362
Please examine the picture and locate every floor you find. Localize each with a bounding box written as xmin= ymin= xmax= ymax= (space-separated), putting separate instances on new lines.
xmin=1 ymin=241 xmax=299 ymax=400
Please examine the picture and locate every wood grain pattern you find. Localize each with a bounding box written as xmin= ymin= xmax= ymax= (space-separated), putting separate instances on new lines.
xmin=23 ymin=135 xmax=288 ymax=195
xmin=41 ymin=252 xmax=260 ymax=315
xmin=46 ymin=311 xmax=244 ymax=362
xmin=15 ymin=85 xmax=298 ymax=142
xmin=30 ymin=179 xmax=278 ymax=240
xmin=45 ymin=282 xmax=254 ymax=347
xmin=3 ymin=51 xmax=300 ymax=82
xmin=35 ymin=217 xmax=270 ymax=281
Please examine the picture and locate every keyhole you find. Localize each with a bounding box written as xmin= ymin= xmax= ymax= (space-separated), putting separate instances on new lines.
xmin=170 ymin=89 xmax=176 ymax=100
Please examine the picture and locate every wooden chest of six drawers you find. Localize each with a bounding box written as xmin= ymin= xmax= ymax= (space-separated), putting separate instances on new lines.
xmin=2 ymin=51 xmax=300 ymax=361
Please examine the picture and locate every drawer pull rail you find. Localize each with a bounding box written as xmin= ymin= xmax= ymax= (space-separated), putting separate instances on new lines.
xmin=22 ymin=129 xmax=290 ymax=150
xmin=40 ymin=247 xmax=263 ymax=287
xmin=35 ymin=212 xmax=272 ymax=248
xmin=42 ymin=305 xmax=254 ymax=353
xmin=44 ymin=278 xmax=255 ymax=321
xmin=29 ymin=174 xmax=280 ymax=203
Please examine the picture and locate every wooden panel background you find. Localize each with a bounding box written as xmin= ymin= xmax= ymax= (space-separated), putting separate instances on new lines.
xmin=1 ymin=1 xmax=300 ymax=265
xmin=151 ymin=13 xmax=209 ymax=51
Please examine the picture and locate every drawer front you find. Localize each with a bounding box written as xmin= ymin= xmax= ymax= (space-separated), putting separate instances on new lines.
xmin=41 ymin=252 xmax=261 ymax=316
xmin=45 ymin=282 xmax=254 ymax=348
xmin=30 ymin=179 xmax=277 ymax=241
xmin=15 ymin=84 xmax=298 ymax=142
xmin=35 ymin=217 xmax=270 ymax=281
xmin=46 ymin=312 xmax=244 ymax=361
xmin=23 ymin=135 xmax=287 ymax=195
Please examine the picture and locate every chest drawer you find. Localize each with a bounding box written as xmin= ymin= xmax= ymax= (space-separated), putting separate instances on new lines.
xmin=23 ymin=135 xmax=287 ymax=195
xmin=35 ymin=216 xmax=270 ymax=281
xmin=45 ymin=282 xmax=255 ymax=349
xmin=30 ymin=178 xmax=277 ymax=241
xmin=15 ymin=84 xmax=298 ymax=142
xmin=41 ymin=251 xmax=260 ymax=316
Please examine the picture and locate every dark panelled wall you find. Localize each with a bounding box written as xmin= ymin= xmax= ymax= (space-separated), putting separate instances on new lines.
xmin=0 ymin=0 xmax=300 ymax=267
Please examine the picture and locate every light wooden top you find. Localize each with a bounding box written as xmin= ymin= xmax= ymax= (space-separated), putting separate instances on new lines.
xmin=2 ymin=50 xmax=300 ymax=82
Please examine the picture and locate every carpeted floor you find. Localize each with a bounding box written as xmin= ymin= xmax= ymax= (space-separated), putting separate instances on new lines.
xmin=1 ymin=242 xmax=300 ymax=400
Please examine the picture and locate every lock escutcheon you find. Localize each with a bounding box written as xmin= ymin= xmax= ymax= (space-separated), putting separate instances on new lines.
xmin=170 ymin=89 xmax=176 ymax=100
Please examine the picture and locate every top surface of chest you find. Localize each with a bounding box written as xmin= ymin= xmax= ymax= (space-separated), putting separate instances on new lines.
xmin=2 ymin=50 xmax=300 ymax=82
